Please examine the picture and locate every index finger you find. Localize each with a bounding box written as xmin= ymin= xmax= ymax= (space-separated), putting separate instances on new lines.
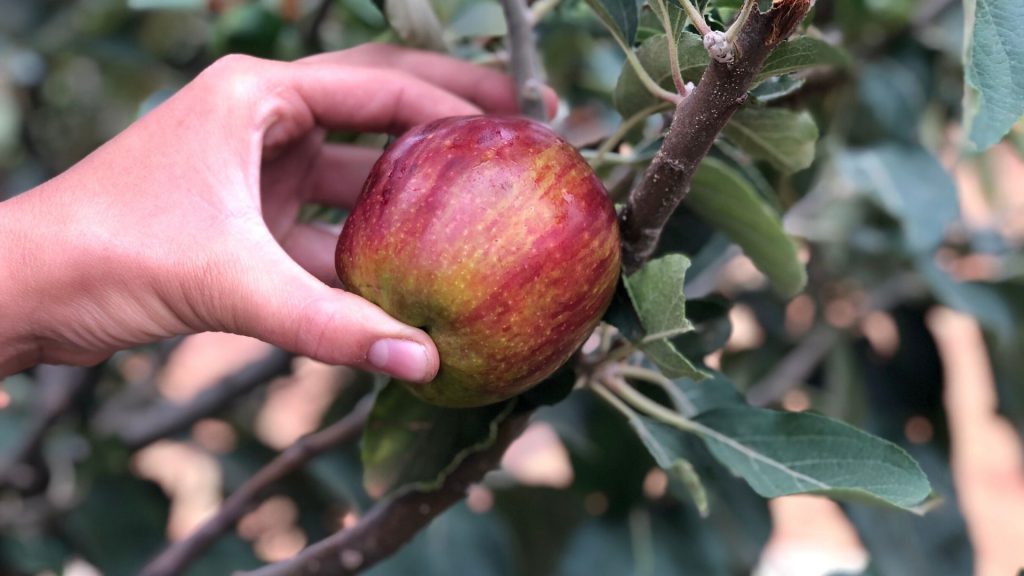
xmin=299 ymin=43 xmax=559 ymax=118
xmin=280 ymin=65 xmax=484 ymax=136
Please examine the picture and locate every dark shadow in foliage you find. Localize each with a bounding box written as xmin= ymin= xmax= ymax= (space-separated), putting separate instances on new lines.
xmin=843 ymin=305 xmax=973 ymax=576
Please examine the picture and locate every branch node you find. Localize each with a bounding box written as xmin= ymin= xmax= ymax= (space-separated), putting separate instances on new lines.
xmin=703 ymin=31 xmax=735 ymax=64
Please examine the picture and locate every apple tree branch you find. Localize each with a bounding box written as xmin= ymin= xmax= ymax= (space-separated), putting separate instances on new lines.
xmin=235 ymin=411 xmax=531 ymax=576
xmin=618 ymin=0 xmax=814 ymax=273
xmin=139 ymin=396 xmax=374 ymax=576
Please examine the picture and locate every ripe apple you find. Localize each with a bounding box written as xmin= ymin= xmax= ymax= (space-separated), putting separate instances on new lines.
xmin=336 ymin=116 xmax=620 ymax=407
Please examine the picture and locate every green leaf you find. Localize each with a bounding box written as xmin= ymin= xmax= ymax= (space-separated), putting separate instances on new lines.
xmin=362 ymin=383 xmax=514 ymax=498
xmin=755 ymin=36 xmax=851 ymax=83
xmin=384 ymin=0 xmax=446 ymax=51
xmin=614 ymin=32 xmax=708 ymax=117
xmin=623 ymin=407 xmax=708 ymax=514
xmin=687 ymin=157 xmax=807 ymax=297
xmin=584 ymin=0 xmax=640 ymax=45
xmin=694 ymin=406 xmax=933 ymax=511
xmin=723 ymin=107 xmax=819 ymax=174
xmin=750 ymin=75 xmax=807 ymax=103
xmin=963 ymin=0 xmax=1024 ymax=150
xmin=837 ymin=144 xmax=960 ymax=254
xmin=623 ymin=255 xmax=706 ymax=380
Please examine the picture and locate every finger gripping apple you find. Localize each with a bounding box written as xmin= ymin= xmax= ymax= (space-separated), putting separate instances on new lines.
xmin=336 ymin=116 xmax=621 ymax=407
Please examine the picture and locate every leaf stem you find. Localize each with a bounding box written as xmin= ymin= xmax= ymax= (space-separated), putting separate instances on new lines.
xmin=725 ymin=0 xmax=757 ymax=43
xmin=603 ymin=375 xmax=699 ymax=433
xmin=652 ymin=0 xmax=688 ymax=94
xmin=615 ymin=366 xmax=697 ymax=417
xmin=677 ymin=0 xmax=711 ymax=36
xmin=612 ymin=33 xmax=684 ymax=106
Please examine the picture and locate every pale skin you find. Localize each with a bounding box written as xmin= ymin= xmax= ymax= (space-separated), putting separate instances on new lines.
xmin=0 ymin=44 xmax=557 ymax=381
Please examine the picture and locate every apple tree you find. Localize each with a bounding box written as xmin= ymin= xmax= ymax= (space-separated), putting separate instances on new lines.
xmin=1 ymin=0 xmax=1023 ymax=575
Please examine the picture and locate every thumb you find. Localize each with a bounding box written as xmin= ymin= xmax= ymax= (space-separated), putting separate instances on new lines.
xmin=222 ymin=248 xmax=439 ymax=383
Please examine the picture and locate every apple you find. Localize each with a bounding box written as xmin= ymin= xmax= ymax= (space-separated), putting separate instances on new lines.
xmin=336 ymin=116 xmax=620 ymax=407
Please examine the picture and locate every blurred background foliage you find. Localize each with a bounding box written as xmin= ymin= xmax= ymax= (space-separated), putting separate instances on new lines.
xmin=2 ymin=0 xmax=1024 ymax=575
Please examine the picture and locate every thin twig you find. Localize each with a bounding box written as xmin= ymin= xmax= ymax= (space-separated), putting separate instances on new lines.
xmin=139 ymin=396 xmax=373 ymax=576
xmin=0 ymin=364 xmax=104 ymax=491
xmin=235 ymin=411 xmax=531 ymax=576
xmin=500 ymin=0 xmax=547 ymax=121
xmin=618 ymin=0 xmax=814 ymax=273
xmin=118 ymin=348 xmax=295 ymax=451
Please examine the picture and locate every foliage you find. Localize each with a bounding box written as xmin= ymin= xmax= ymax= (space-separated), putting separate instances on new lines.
xmin=2 ymin=0 xmax=1024 ymax=575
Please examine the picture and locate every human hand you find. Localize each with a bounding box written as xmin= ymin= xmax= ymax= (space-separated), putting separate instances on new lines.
xmin=0 ymin=44 xmax=557 ymax=379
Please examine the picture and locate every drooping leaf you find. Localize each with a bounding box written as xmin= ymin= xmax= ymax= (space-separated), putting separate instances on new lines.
xmin=694 ymin=406 xmax=933 ymax=511
xmin=625 ymin=407 xmax=709 ymax=514
xmin=623 ymin=255 xmax=706 ymax=380
xmin=722 ymin=107 xmax=819 ymax=174
xmin=755 ymin=36 xmax=851 ymax=83
xmin=837 ymin=144 xmax=960 ymax=255
xmin=584 ymin=0 xmax=641 ymax=45
xmin=361 ymin=383 xmax=514 ymax=498
xmin=962 ymin=0 xmax=1024 ymax=150
xmin=688 ymin=157 xmax=807 ymax=297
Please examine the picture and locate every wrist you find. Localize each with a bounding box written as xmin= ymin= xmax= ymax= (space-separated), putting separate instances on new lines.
xmin=0 ymin=195 xmax=45 ymax=376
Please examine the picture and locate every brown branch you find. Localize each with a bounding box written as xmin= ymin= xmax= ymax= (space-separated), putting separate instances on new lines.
xmin=139 ymin=396 xmax=373 ymax=576
xmin=118 ymin=348 xmax=295 ymax=451
xmin=235 ymin=411 xmax=531 ymax=576
xmin=618 ymin=0 xmax=814 ymax=274
xmin=500 ymin=0 xmax=548 ymax=122
xmin=0 ymin=364 xmax=104 ymax=491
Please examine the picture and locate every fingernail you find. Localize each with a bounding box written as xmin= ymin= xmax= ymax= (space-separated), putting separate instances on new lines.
xmin=368 ymin=339 xmax=430 ymax=382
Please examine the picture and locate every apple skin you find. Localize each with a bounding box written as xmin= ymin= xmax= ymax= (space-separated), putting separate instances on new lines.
xmin=336 ymin=116 xmax=620 ymax=408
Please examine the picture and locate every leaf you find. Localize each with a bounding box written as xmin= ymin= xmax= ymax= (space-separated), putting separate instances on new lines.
xmin=755 ymin=36 xmax=851 ymax=83
xmin=723 ymin=107 xmax=820 ymax=174
xmin=687 ymin=157 xmax=807 ymax=297
xmin=361 ymin=383 xmax=514 ymax=498
xmin=384 ymin=0 xmax=446 ymax=51
xmin=623 ymin=255 xmax=706 ymax=380
xmin=627 ymin=409 xmax=709 ymax=514
xmin=837 ymin=144 xmax=960 ymax=254
xmin=614 ymin=32 xmax=708 ymax=117
xmin=750 ymin=75 xmax=807 ymax=103
xmin=963 ymin=0 xmax=1024 ymax=150
xmin=583 ymin=0 xmax=640 ymax=45
xmin=694 ymin=406 xmax=933 ymax=511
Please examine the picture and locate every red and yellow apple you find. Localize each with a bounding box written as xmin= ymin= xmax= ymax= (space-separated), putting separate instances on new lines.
xmin=336 ymin=116 xmax=620 ymax=407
